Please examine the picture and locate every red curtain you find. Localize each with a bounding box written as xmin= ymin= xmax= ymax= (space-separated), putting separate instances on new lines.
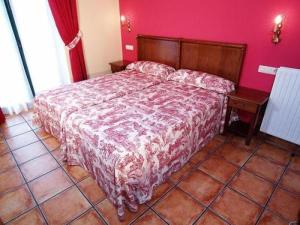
xmin=0 ymin=109 xmax=5 ymax=124
xmin=48 ymin=0 xmax=87 ymax=82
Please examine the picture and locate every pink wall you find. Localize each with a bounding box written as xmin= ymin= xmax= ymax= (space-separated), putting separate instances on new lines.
xmin=119 ymin=0 xmax=300 ymax=92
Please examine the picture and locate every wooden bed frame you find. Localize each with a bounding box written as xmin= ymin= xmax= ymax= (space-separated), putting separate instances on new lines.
xmin=137 ymin=35 xmax=246 ymax=84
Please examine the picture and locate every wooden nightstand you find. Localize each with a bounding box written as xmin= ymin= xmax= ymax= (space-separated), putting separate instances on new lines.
xmin=225 ymin=87 xmax=269 ymax=145
xmin=109 ymin=60 xmax=131 ymax=73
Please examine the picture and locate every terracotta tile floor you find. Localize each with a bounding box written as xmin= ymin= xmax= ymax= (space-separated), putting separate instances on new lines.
xmin=0 ymin=112 xmax=300 ymax=225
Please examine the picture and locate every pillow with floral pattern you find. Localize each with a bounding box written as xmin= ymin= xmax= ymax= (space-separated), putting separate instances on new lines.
xmin=126 ymin=61 xmax=176 ymax=80
xmin=167 ymin=69 xmax=235 ymax=94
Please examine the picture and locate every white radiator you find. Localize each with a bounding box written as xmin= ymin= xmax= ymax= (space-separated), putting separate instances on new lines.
xmin=260 ymin=67 xmax=300 ymax=145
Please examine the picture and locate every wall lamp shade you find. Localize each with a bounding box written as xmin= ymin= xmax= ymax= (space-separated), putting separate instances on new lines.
xmin=272 ymin=15 xmax=283 ymax=44
xmin=120 ymin=15 xmax=131 ymax=32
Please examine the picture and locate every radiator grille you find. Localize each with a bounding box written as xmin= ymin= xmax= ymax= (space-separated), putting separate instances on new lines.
xmin=260 ymin=67 xmax=300 ymax=145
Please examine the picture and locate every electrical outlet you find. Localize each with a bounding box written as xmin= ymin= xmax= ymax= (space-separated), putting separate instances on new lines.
xmin=125 ymin=45 xmax=134 ymax=51
xmin=258 ymin=65 xmax=277 ymax=75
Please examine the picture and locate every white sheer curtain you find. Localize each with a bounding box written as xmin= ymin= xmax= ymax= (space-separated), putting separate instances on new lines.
xmin=0 ymin=0 xmax=33 ymax=115
xmin=10 ymin=0 xmax=70 ymax=94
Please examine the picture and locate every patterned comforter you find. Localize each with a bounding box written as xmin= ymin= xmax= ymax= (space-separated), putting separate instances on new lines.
xmin=61 ymin=81 xmax=228 ymax=219
xmin=33 ymin=70 xmax=162 ymax=139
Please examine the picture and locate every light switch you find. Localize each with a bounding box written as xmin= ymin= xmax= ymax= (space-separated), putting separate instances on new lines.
xmin=125 ymin=45 xmax=134 ymax=51
xmin=258 ymin=65 xmax=277 ymax=75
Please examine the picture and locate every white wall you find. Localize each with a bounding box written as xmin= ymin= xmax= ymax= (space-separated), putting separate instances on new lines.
xmin=77 ymin=0 xmax=122 ymax=77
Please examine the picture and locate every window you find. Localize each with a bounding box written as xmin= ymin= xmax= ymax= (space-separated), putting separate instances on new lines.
xmin=0 ymin=0 xmax=70 ymax=114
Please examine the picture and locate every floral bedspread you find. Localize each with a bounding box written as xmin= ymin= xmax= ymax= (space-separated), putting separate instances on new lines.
xmin=61 ymin=81 xmax=228 ymax=219
xmin=33 ymin=70 xmax=162 ymax=139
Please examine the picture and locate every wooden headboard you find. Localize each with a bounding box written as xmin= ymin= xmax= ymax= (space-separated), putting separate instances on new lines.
xmin=180 ymin=39 xmax=246 ymax=84
xmin=137 ymin=35 xmax=180 ymax=69
xmin=137 ymin=35 xmax=246 ymax=84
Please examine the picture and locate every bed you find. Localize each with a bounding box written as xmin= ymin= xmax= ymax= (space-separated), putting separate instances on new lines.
xmin=33 ymin=63 xmax=175 ymax=140
xmin=60 ymin=36 xmax=246 ymax=219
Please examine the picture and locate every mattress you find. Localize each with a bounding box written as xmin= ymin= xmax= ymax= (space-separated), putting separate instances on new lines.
xmin=33 ymin=70 xmax=163 ymax=139
xmin=60 ymin=81 xmax=228 ymax=219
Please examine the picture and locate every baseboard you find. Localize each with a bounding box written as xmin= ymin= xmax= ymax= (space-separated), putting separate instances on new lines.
xmin=258 ymin=132 xmax=300 ymax=153
xmin=228 ymin=121 xmax=300 ymax=153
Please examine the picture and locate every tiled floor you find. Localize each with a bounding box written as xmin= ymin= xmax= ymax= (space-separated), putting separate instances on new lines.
xmin=0 ymin=112 xmax=300 ymax=225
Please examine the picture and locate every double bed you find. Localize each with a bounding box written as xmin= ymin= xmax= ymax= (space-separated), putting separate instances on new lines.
xmin=33 ymin=35 xmax=246 ymax=220
xmin=34 ymin=63 xmax=175 ymax=139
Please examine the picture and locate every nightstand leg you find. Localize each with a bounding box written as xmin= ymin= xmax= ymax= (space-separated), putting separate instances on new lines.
xmin=246 ymin=107 xmax=261 ymax=145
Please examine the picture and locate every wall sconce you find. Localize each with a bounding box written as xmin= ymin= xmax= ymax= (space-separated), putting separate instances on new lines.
xmin=120 ymin=15 xmax=131 ymax=32
xmin=272 ymin=15 xmax=283 ymax=44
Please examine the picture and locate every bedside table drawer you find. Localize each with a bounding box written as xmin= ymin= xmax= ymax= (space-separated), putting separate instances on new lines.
xmin=109 ymin=60 xmax=131 ymax=73
xmin=110 ymin=65 xmax=124 ymax=73
xmin=228 ymin=98 xmax=258 ymax=113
